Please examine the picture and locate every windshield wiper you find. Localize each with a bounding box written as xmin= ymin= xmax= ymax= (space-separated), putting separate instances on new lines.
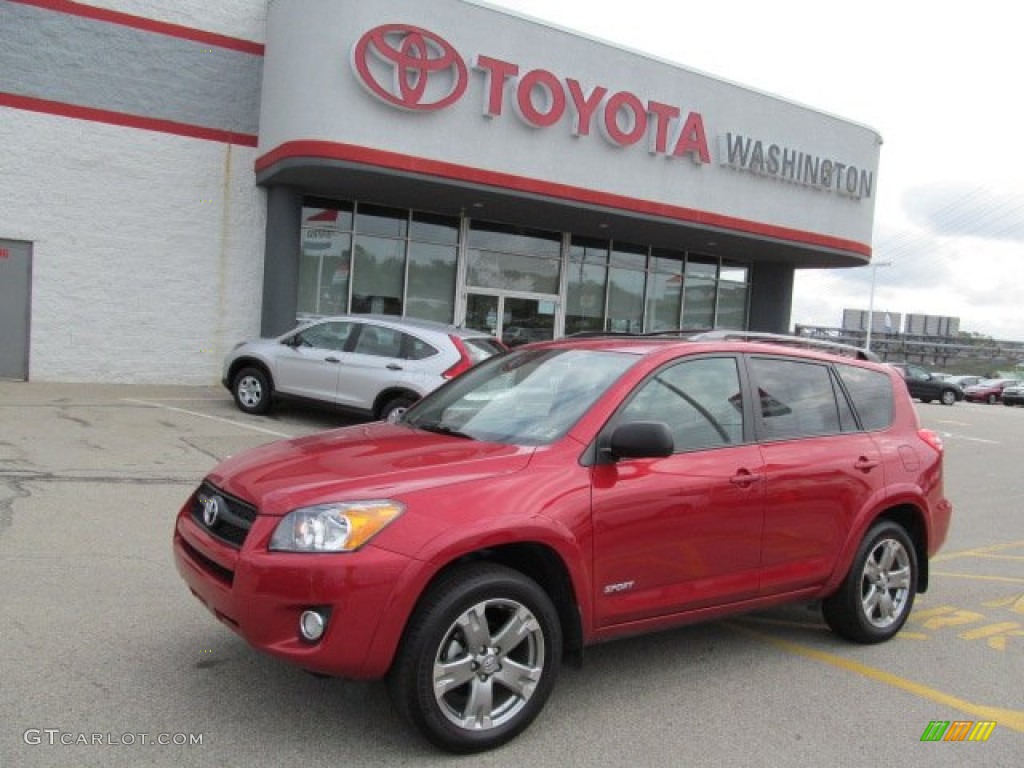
xmin=414 ymin=422 xmax=475 ymax=440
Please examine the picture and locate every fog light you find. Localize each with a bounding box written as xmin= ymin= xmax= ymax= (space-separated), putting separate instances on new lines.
xmin=299 ymin=610 xmax=326 ymax=642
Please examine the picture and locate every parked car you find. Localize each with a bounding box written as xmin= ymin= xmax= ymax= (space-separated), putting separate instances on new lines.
xmin=888 ymin=363 xmax=963 ymax=405
xmin=176 ymin=332 xmax=951 ymax=752
xmin=1002 ymin=383 xmax=1024 ymax=406
xmin=944 ymin=375 xmax=982 ymax=389
xmin=223 ymin=315 xmax=506 ymax=420
xmin=964 ymin=378 xmax=1021 ymax=404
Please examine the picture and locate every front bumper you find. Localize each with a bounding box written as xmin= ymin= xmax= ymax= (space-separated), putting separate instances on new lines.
xmin=173 ymin=499 xmax=415 ymax=679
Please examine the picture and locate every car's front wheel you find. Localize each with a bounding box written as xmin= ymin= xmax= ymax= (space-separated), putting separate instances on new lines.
xmin=988 ymin=393 xmax=998 ymax=404
xmin=232 ymin=367 xmax=272 ymax=414
xmin=388 ymin=563 xmax=562 ymax=753
xmin=823 ymin=520 xmax=918 ymax=644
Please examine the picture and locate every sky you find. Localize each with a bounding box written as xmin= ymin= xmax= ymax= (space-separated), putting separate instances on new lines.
xmin=488 ymin=0 xmax=1024 ymax=341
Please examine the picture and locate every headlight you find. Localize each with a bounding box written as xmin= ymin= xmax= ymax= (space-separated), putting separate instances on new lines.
xmin=269 ymin=500 xmax=404 ymax=553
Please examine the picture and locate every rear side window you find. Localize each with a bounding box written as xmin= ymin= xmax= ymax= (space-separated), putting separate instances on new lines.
xmin=463 ymin=337 xmax=506 ymax=363
xmin=748 ymin=357 xmax=849 ymax=440
xmin=403 ymin=334 xmax=439 ymax=361
xmin=835 ymin=363 xmax=894 ymax=431
xmin=353 ymin=324 xmax=403 ymax=357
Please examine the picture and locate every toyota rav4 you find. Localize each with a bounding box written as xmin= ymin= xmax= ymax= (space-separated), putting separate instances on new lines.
xmin=173 ymin=332 xmax=952 ymax=752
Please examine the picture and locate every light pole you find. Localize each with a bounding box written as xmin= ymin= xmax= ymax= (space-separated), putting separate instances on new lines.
xmin=865 ymin=260 xmax=892 ymax=352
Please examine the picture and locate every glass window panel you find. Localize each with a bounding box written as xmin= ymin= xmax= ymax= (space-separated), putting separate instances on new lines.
xmin=605 ymin=267 xmax=645 ymax=333
xmin=410 ymin=212 xmax=459 ymax=245
xmin=406 ymin=242 xmax=457 ymax=323
xmin=466 ymin=249 xmax=560 ymax=294
xmin=312 ymin=233 xmax=352 ymax=315
xmin=720 ymin=261 xmax=749 ymax=283
xmin=618 ymin=357 xmax=744 ymax=450
xmin=682 ymin=276 xmax=715 ymax=330
xmin=468 ymin=220 xmax=561 ymax=257
xmin=566 ymin=260 xmax=608 ymax=335
xmin=503 ymin=297 xmax=556 ymax=347
xmin=686 ymin=256 xmax=718 ymax=279
xmin=569 ymin=237 xmax=609 ymax=265
xmin=835 ymin=364 xmax=894 ymax=431
xmin=650 ymin=248 xmax=684 ymax=275
xmin=646 ymin=272 xmax=683 ymax=331
xmin=297 ymin=248 xmax=322 ymax=315
xmin=749 ymin=358 xmax=842 ymax=440
xmin=610 ymin=242 xmax=647 ymax=269
xmin=355 ymin=203 xmax=408 ymax=238
xmin=351 ymin=235 xmax=405 ymax=315
xmin=353 ymin=323 xmax=403 ymax=357
xmin=302 ymin=201 xmax=353 ymax=231
xmin=297 ymin=321 xmax=354 ymax=352
xmin=716 ymin=281 xmax=748 ymax=330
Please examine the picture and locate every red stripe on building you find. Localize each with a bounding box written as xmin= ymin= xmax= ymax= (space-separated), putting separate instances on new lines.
xmin=257 ymin=140 xmax=872 ymax=258
xmin=0 ymin=92 xmax=259 ymax=146
xmin=10 ymin=0 xmax=265 ymax=55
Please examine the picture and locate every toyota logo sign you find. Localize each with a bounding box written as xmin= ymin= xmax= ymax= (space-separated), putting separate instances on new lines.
xmin=352 ymin=24 xmax=468 ymax=111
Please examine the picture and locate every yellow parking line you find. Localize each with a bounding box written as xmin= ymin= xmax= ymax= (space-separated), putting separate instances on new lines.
xmin=729 ymin=623 xmax=1024 ymax=732
xmin=970 ymin=554 xmax=1024 ymax=562
xmin=932 ymin=539 xmax=1024 ymax=563
xmin=931 ymin=571 xmax=1024 ymax=585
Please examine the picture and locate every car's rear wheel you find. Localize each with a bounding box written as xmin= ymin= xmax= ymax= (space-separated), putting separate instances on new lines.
xmin=379 ymin=394 xmax=416 ymax=422
xmin=823 ymin=520 xmax=917 ymax=644
xmin=388 ymin=563 xmax=562 ymax=753
xmin=232 ymin=367 xmax=272 ymax=414
xmin=940 ymin=389 xmax=957 ymax=406
xmin=988 ymin=393 xmax=998 ymax=404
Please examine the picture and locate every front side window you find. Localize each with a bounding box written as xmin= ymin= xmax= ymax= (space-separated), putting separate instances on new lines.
xmin=616 ymin=357 xmax=744 ymax=451
xmin=296 ymin=321 xmax=354 ymax=352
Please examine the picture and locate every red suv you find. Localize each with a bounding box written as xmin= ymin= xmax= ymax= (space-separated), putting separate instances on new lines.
xmin=173 ymin=332 xmax=952 ymax=752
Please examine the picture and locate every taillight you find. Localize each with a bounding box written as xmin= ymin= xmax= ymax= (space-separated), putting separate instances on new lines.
xmin=918 ymin=428 xmax=944 ymax=453
xmin=442 ymin=335 xmax=474 ymax=379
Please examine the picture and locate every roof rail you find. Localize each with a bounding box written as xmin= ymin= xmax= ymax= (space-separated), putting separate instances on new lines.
xmin=688 ymin=330 xmax=881 ymax=362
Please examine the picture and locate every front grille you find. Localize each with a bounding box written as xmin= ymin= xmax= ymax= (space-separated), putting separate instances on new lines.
xmin=190 ymin=482 xmax=257 ymax=549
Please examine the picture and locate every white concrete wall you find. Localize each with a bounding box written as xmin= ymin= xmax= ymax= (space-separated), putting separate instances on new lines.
xmin=0 ymin=107 xmax=266 ymax=384
xmin=82 ymin=0 xmax=268 ymax=43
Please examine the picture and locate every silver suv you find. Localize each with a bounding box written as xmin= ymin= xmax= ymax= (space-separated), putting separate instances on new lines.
xmin=223 ymin=315 xmax=505 ymax=419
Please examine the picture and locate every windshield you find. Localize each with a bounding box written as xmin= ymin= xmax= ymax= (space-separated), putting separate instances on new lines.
xmin=404 ymin=348 xmax=637 ymax=445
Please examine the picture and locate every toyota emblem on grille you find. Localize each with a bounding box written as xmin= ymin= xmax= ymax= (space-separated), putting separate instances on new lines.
xmin=202 ymin=495 xmax=221 ymax=527
xmin=351 ymin=24 xmax=468 ymax=111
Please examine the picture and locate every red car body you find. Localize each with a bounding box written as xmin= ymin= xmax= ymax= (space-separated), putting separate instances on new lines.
xmin=963 ymin=378 xmax=1020 ymax=404
xmin=173 ymin=335 xmax=952 ymax=751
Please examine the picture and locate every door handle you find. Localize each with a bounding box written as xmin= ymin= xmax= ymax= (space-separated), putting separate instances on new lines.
xmin=386 ymin=363 xmax=403 ymax=370
xmin=325 ymin=356 xmax=341 ymax=363
xmin=729 ymin=469 xmax=760 ymax=488
xmin=854 ymin=457 xmax=879 ymax=472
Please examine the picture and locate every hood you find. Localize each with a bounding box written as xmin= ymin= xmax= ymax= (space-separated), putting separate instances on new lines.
xmin=207 ymin=422 xmax=534 ymax=515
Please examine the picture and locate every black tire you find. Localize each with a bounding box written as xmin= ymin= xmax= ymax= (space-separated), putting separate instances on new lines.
xmin=388 ymin=563 xmax=562 ymax=753
xmin=379 ymin=394 xmax=416 ymax=422
xmin=918 ymin=397 xmax=933 ymax=404
xmin=232 ymin=367 xmax=272 ymax=414
xmin=823 ymin=520 xmax=918 ymax=644
xmin=940 ymin=389 xmax=957 ymax=406
xmin=987 ymin=394 xmax=998 ymax=404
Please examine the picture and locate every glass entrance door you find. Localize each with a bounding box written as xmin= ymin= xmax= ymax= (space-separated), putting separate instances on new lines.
xmin=464 ymin=292 xmax=558 ymax=348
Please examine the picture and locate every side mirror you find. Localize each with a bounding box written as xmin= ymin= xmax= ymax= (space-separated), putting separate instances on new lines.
xmin=605 ymin=421 xmax=674 ymax=461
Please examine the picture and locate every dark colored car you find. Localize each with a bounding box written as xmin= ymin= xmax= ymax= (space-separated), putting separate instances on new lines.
xmin=1001 ymin=383 xmax=1024 ymax=406
xmin=964 ymin=378 xmax=1020 ymax=404
xmin=175 ymin=332 xmax=952 ymax=752
xmin=888 ymin=363 xmax=963 ymax=405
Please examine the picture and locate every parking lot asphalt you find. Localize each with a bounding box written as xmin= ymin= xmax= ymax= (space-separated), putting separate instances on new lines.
xmin=1 ymin=381 xmax=1021 ymax=767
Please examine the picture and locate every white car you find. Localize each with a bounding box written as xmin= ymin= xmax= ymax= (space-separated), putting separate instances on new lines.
xmin=223 ymin=315 xmax=506 ymax=419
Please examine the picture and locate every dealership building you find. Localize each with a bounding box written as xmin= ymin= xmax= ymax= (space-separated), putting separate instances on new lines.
xmin=0 ymin=0 xmax=881 ymax=383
